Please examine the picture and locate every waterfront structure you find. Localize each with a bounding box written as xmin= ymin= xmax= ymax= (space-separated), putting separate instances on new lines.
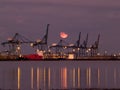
xmin=0 ymin=25 xmax=119 ymax=60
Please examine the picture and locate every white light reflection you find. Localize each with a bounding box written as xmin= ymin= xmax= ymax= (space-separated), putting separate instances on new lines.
xmin=114 ymin=68 xmax=117 ymax=87
xmin=86 ymin=67 xmax=91 ymax=88
xmin=37 ymin=67 xmax=40 ymax=90
xmin=72 ymin=68 xmax=75 ymax=88
xmin=97 ymin=67 xmax=100 ymax=87
xmin=43 ymin=68 xmax=46 ymax=89
xmin=31 ymin=67 xmax=34 ymax=89
xmin=77 ymin=67 xmax=81 ymax=88
xmin=48 ymin=68 xmax=51 ymax=89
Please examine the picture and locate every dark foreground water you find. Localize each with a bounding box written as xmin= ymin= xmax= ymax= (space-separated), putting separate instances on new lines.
xmin=0 ymin=60 xmax=120 ymax=90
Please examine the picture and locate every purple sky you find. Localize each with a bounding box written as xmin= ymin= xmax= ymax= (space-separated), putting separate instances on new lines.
xmin=0 ymin=0 xmax=120 ymax=54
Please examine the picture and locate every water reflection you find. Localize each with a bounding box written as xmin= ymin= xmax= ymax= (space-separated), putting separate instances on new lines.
xmin=105 ymin=68 xmax=108 ymax=88
xmin=37 ymin=67 xmax=39 ymax=90
xmin=31 ymin=67 xmax=34 ymax=89
xmin=17 ymin=67 xmax=21 ymax=90
xmin=97 ymin=67 xmax=100 ymax=87
xmin=61 ymin=67 xmax=67 ymax=89
xmin=48 ymin=68 xmax=51 ymax=89
xmin=77 ymin=67 xmax=81 ymax=88
xmin=86 ymin=67 xmax=91 ymax=88
xmin=114 ymin=68 xmax=117 ymax=87
xmin=72 ymin=68 xmax=75 ymax=88
xmin=0 ymin=61 xmax=120 ymax=89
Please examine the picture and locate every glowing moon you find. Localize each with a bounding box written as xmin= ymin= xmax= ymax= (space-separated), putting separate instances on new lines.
xmin=60 ymin=32 xmax=68 ymax=39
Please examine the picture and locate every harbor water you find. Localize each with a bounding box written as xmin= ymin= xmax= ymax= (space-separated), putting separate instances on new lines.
xmin=0 ymin=60 xmax=120 ymax=90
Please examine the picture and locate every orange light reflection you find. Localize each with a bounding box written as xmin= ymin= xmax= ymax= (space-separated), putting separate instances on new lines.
xmin=61 ymin=67 xmax=67 ymax=89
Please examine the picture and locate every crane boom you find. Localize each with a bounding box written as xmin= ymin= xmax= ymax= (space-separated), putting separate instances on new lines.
xmin=32 ymin=24 xmax=50 ymax=46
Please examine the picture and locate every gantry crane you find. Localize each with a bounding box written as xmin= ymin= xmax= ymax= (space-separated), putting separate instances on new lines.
xmin=75 ymin=32 xmax=81 ymax=48
xmin=66 ymin=32 xmax=81 ymax=58
xmin=50 ymin=39 xmax=69 ymax=59
xmin=31 ymin=24 xmax=50 ymax=52
xmin=90 ymin=34 xmax=100 ymax=56
xmin=1 ymin=33 xmax=34 ymax=56
xmin=75 ymin=32 xmax=81 ymax=57
xmin=80 ymin=33 xmax=88 ymax=56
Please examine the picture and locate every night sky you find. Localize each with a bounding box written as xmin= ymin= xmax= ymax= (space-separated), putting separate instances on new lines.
xmin=0 ymin=0 xmax=120 ymax=54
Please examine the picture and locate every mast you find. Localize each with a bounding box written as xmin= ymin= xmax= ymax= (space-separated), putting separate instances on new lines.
xmin=76 ymin=32 xmax=81 ymax=47
xmin=41 ymin=24 xmax=50 ymax=45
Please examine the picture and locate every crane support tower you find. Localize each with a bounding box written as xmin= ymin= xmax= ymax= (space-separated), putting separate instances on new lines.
xmin=90 ymin=34 xmax=100 ymax=56
xmin=1 ymin=33 xmax=34 ymax=56
xmin=31 ymin=24 xmax=50 ymax=53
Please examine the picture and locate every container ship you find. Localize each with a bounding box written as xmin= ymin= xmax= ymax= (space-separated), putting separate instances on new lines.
xmin=0 ymin=24 xmax=120 ymax=60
